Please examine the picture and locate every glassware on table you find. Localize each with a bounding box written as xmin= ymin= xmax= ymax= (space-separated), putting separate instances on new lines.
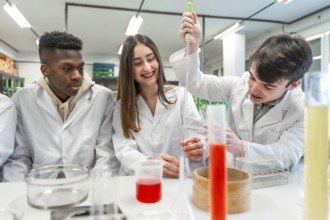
xmin=0 ymin=207 xmax=21 ymax=220
xmin=168 ymin=157 xmax=196 ymax=220
xmin=133 ymin=160 xmax=163 ymax=203
xmin=235 ymin=153 xmax=290 ymax=189
xmin=25 ymin=164 xmax=90 ymax=210
xmin=304 ymin=72 xmax=330 ymax=220
xmin=90 ymin=168 xmax=118 ymax=218
xmin=65 ymin=211 xmax=177 ymax=220
xmin=207 ymin=104 xmax=227 ymax=220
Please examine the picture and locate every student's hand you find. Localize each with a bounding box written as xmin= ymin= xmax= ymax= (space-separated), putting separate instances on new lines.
xmin=204 ymin=125 xmax=245 ymax=156
xmin=226 ymin=128 xmax=245 ymax=156
xmin=156 ymin=154 xmax=179 ymax=178
xmin=179 ymin=12 xmax=201 ymax=54
xmin=180 ymin=137 xmax=204 ymax=161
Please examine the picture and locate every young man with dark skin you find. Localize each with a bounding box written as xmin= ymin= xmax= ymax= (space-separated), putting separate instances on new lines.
xmin=170 ymin=12 xmax=313 ymax=170
xmin=2 ymin=31 xmax=120 ymax=181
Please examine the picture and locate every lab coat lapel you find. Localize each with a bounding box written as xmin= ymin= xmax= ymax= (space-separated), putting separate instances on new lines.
xmin=153 ymin=97 xmax=167 ymax=128
xmin=63 ymin=90 xmax=91 ymax=128
xmin=137 ymin=95 xmax=154 ymax=123
xmin=241 ymin=97 xmax=254 ymax=131
xmin=136 ymin=92 xmax=170 ymax=127
xmin=254 ymin=95 xmax=288 ymax=128
xmin=36 ymin=87 xmax=63 ymax=122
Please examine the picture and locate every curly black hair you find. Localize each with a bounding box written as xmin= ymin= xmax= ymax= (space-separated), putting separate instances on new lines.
xmin=38 ymin=31 xmax=83 ymax=64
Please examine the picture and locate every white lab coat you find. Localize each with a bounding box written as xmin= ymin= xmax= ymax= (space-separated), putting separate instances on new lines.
xmin=170 ymin=49 xmax=304 ymax=170
xmin=0 ymin=94 xmax=16 ymax=167
xmin=112 ymin=86 xmax=207 ymax=175
xmin=2 ymin=83 xmax=120 ymax=182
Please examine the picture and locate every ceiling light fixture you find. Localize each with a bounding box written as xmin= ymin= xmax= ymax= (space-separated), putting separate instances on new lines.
xmin=214 ymin=22 xmax=244 ymax=40
xmin=276 ymin=0 xmax=293 ymax=4
xmin=3 ymin=1 xmax=31 ymax=28
xmin=125 ymin=15 xmax=143 ymax=36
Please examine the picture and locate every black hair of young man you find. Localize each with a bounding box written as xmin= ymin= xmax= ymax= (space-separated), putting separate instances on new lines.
xmin=38 ymin=31 xmax=83 ymax=64
xmin=249 ymin=34 xmax=313 ymax=86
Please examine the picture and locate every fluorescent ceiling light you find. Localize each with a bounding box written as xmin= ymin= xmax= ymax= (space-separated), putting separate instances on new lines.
xmin=276 ymin=0 xmax=293 ymax=4
xmin=3 ymin=3 xmax=31 ymax=28
xmin=118 ymin=44 xmax=123 ymax=55
xmin=125 ymin=15 xmax=143 ymax=36
xmin=214 ymin=22 xmax=244 ymax=40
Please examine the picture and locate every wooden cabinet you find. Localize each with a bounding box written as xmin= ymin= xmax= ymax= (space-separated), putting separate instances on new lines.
xmin=0 ymin=71 xmax=24 ymax=97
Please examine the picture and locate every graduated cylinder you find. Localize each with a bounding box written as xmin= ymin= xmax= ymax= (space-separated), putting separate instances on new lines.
xmin=304 ymin=72 xmax=329 ymax=220
xmin=207 ymin=104 xmax=227 ymax=220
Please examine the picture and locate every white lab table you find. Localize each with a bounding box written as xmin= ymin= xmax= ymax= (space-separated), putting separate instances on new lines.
xmin=0 ymin=164 xmax=305 ymax=220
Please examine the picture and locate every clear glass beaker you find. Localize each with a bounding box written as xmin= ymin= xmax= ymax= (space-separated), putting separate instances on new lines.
xmin=304 ymin=72 xmax=330 ymax=220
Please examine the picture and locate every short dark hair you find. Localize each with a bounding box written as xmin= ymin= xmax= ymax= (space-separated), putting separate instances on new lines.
xmin=38 ymin=31 xmax=83 ymax=63
xmin=249 ymin=34 xmax=313 ymax=84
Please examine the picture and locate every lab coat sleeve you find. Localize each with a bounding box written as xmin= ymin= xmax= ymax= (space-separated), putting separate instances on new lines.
xmin=93 ymin=94 xmax=121 ymax=176
xmin=245 ymin=114 xmax=304 ymax=171
xmin=0 ymin=95 xmax=16 ymax=167
xmin=183 ymin=90 xmax=208 ymax=171
xmin=170 ymin=49 xmax=234 ymax=103
xmin=112 ymin=102 xmax=149 ymax=175
xmin=2 ymin=95 xmax=33 ymax=182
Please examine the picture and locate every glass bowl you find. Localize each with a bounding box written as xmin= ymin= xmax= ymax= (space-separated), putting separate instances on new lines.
xmin=25 ymin=164 xmax=90 ymax=210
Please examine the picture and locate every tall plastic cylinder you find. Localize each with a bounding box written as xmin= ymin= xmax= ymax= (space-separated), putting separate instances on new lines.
xmin=304 ymin=72 xmax=329 ymax=220
xmin=207 ymin=104 xmax=227 ymax=220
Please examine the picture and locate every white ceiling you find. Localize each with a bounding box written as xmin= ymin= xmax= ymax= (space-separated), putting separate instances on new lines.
xmin=0 ymin=0 xmax=329 ymax=62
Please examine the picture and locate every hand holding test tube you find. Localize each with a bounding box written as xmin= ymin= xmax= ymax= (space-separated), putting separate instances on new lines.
xmin=185 ymin=1 xmax=193 ymax=42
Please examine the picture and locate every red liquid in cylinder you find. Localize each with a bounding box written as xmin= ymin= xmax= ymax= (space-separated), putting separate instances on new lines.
xmin=136 ymin=178 xmax=161 ymax=203
xmin=210 ymin=144 xmax=226 ymax=220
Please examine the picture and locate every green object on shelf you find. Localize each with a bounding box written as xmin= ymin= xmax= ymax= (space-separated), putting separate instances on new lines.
xmin=92 ymin=75 xmax=117 ymax=80
xmin=194 ymin=97 xmax=228 ymax=111
xmin=14 ymin=80 xmax=18 ymax=92
xmin=93 ymin=71 xmax=114 ymax=77
xmin=5 ymin=79 xmax=11 ymax=97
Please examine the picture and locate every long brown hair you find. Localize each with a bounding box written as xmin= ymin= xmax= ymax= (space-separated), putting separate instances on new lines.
xmin=117 ymin=34 xmax=175 ymax=138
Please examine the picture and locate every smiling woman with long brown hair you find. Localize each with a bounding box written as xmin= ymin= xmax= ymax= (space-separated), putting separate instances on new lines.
xmin=112 ymin=34 xmax=208 ymax=178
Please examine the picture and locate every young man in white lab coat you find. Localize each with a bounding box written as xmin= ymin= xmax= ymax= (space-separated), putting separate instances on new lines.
xmin=0 ymin=93 xmax=16 ymax=180
xmin=170 ymin=12 xmax=312 ymax=170
xmin=2 ymin=31 xmax=120 ymax=181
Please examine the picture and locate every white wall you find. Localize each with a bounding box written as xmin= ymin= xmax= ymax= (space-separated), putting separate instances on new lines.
xmin=0 ymin=40 xmax=17 ymax=60
xmin=223 ymin=32 xmax=245 ymax=76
